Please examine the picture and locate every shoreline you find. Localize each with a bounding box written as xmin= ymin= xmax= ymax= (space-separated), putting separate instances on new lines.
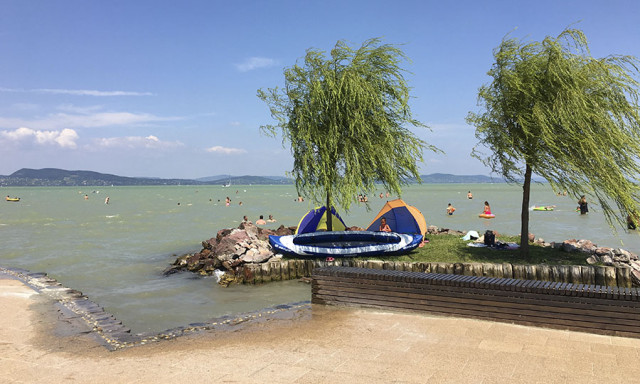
xmin=0 ymin=266 xmax=312 ymax=351
xmin=3 ymin=271 xmax=640 ymax=383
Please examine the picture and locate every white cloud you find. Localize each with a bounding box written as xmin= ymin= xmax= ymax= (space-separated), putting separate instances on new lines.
xmin=0 ymin=111 xmax=179 ymax=130
xmin=235 ymin=57 xmax=278 ymax=72
xmin=56 ymin=104 xmax=105 ymax=114
xmin=93 ymin=135 xmax=183 ymax=150
xmin=0 ymin=87 xmax=153 ymax=96
xmin=206 ymin=145 xmax=247 ymax=154
xmin=54 ymin=129 xmax=80 ymax=148
xmin=0 ymin=127 xmax=79 ymax=149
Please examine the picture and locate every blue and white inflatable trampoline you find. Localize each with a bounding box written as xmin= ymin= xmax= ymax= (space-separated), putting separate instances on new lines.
xmin=269 ymin=231 xmax=422 ymax=258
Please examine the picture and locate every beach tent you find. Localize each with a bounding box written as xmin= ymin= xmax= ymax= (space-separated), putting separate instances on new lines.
xmin=295 ymin=206 xmax=348 ymax=234
xmin=366 ymin=199 xmax=427 ymax=236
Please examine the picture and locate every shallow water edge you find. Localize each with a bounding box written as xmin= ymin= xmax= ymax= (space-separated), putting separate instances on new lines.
xmin=0 ymin=266 xmax=311 ymax=351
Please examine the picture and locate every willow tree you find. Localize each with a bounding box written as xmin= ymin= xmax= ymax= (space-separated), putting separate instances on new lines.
xmin=258 ymin=38 xmax=439 ymax=230
xmin=467 ymin=29 xmax=640 ymax=260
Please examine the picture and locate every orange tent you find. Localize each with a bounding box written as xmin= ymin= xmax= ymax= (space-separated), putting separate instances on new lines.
xmin=366 ymin=199 xmax=427 ymax=236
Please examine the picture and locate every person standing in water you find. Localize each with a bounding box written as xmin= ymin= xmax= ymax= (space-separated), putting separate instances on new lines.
xmin=578 ymin=196 xmax=588 ymax=215
xmin=446 ymin=203 xmax=456 ymax=215
xmin=467 ymin=191 xmax=473 ymax=199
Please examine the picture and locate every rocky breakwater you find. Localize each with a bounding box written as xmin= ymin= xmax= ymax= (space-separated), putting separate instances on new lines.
xmin=530 ymin=237 xmax=640 ymax=286
xmin=164 ymin=222 xmax=296 ymax=284
xmin=568 ymin=239 xmax=640 ymax=285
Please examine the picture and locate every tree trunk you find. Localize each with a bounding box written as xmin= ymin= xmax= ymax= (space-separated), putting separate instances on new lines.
xmin=520 ymin=163 xmax=532 ymax=260
xmin=326 ymin=190 xmax=333 ymax=231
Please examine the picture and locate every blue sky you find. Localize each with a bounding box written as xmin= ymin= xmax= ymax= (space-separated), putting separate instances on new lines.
xmin=1 ymin=0 xmax=638 ymax=179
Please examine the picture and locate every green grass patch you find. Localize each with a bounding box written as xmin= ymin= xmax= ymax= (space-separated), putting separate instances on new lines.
xmin=382 ymin=234 xmax=588 ymax=265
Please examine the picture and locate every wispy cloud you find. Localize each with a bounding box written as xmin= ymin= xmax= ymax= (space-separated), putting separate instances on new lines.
xmin=56 ymin=104 xmax=105 ymax=114
xmin=0 ymin=127 xmax=79 ymax=149
xmin=0 ymin=87 xmax=153 ymax=96
xmin=206 ymin=145 xmax=247 ymax=154
xmin=0 ymin=111 xmax=180 ymax=130
xmin=93 ymin=135 xmax=184 ymax=150
xmin=235 ymin=57 xmax=278 ymax=72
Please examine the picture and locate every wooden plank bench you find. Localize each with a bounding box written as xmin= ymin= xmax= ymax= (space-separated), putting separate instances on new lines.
xmin=312 ymin=266 xmax=640 ymax=338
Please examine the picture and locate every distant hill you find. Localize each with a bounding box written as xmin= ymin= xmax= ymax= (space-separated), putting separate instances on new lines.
xmin=418 ymin=173 xmax=506 ymax=183
xmin=0 ymin=168 xmax=202 ymax=187
xmin=195 ymin=174 xmax=231 ymax=182
xmin=200 ymin=175 xmax=293 ymax=185
xmin=206 ymin=175 xmax=293 ymax=185
xmin=0 ymin=168 xmax=513 ymax=187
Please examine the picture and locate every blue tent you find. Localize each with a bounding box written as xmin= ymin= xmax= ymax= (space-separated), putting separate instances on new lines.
xmin=295 ymin=206 xmax=347 ymax=234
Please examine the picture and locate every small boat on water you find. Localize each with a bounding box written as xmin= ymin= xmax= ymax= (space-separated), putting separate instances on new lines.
xmin=5 ymin=196 xmax=20 ymax=202
xmin=533 ymin=206 xmax=554 ymax=211
xmin=478 ymin=213 xmax=495 ymax=219
xmin=269 ymin=230 xmax=423 ymax=258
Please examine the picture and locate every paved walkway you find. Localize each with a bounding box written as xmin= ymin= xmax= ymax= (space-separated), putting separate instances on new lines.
xmin=1 ymin=276 xmax=639 ymax=383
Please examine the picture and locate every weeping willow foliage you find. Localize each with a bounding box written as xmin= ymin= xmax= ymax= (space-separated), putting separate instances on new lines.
xmin=467 ymin=29 xmax=640 ymax=258
xmin=258 ymin=38 xmax=439 ymax=217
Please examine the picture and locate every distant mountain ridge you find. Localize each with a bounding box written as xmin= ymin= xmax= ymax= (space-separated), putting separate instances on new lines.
xmin=418 ymin=173 xmax=506 ymax=183
xmin=0 ymin=168 xmax=508 ymax=187
xmin=3 ymin=168 xmax=198 ymax=187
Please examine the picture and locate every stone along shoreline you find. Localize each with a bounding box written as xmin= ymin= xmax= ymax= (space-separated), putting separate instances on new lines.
xmin=165 ymin=222 xmax=640 ymax=287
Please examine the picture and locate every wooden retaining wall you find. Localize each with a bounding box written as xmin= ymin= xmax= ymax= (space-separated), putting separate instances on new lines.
xmin=311 ymin=266 xmax=640 ymax=338
xmin=239 ymin=259 xmax=635 ymax=288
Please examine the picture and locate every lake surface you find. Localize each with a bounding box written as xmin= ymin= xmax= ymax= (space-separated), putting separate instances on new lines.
xmin=1 ymin=184 xmax=638 ymax=334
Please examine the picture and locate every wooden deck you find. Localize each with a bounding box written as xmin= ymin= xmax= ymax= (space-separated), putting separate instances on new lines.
xmin=312 ymin=266 xmax=640 ymax=338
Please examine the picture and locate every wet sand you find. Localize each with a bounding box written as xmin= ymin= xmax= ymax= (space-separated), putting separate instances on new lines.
xmin=2 ymin=275 xmax=640 ymax=383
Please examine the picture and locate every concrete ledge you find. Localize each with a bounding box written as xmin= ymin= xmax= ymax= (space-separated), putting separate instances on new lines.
xmin=312 ymin=266 xmax=640 ymax=338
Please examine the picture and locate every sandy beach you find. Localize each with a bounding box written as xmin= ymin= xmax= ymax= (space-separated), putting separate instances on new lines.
xmin=2 ymin=275 xmax=640 ymax=384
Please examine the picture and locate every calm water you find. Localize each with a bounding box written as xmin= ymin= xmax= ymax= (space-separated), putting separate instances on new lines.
xmin=1 ymin=184 xmax=638 ymax=334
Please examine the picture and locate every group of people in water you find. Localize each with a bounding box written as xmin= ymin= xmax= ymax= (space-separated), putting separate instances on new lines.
xmin=442 ymin=191 xmax=492 ymax=217
xmin=357 ymin=192 xmax=390 ymax=203
xmin=443 ymin=191 xmax=597 ymax=219
xmin=243 ymin=214 xmax=276 ymax=225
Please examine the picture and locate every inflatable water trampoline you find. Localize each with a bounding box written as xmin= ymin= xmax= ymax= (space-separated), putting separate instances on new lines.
xmin=269 ymin=230 xmax=423 ymax=258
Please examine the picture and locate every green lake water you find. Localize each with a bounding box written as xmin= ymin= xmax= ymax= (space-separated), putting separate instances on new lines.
xmin=1 ymin=184 xmax=637 ymax=334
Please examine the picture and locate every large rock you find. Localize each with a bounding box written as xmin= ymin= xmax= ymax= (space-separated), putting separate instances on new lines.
xmin=576 ymin=239 xmax=596 ymax=253
xmin=238 ymin=221 xmax=259 ymax=239
xmin=632 ymin=270 xmax=640 ymax=286
xmin=214 ymin=230 xmax=250 ymax=255
xmin=586 ymin=255 xmax=599 ymax=265
xmin=561 ymin=240 xmax=579 ymax=253
xmin=601 ymin=255 xmax=614 ymax=266
xmin=241 ymin=245 xmax=273 ymax=263
xmin=274 ymin=225 xmax=296 ymax=236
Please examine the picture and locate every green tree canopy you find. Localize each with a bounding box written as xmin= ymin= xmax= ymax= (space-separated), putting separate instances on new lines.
xmin=258 ymin=38 xmax=439 ymax=228
xmin=467 ymin=28 xmax=640 ymax=259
